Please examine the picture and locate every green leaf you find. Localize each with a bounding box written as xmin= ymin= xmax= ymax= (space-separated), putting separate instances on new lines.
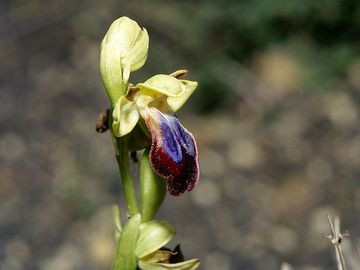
xmin=135 ymin=220 xmax=175 ymax=258
xmin=112 ymin=214 xmax=141 ymax=270
xmin=140 ymin=150 xmax=167 ymax=222
xmin=138 ymin=259 xmax=200 ymax=270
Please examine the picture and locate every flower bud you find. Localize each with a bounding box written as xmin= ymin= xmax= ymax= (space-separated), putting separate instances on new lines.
xmin=100 ymin=16 xmax=149 ymax=105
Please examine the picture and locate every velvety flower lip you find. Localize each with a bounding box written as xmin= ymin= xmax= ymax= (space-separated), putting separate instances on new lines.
xmin=145 ymin=108 xmax=199 ymax=196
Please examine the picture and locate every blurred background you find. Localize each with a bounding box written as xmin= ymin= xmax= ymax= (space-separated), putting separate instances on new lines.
xmin=1 ymin=0 xmax=360 ymax=269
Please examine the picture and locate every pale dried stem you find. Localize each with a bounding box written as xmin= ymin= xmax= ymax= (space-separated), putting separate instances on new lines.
xmin=323 ymin=214 xmax=349 ymax=270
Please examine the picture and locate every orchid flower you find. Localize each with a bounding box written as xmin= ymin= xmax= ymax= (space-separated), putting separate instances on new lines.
xmin=112 ymin=73 xmax=199 ymax=196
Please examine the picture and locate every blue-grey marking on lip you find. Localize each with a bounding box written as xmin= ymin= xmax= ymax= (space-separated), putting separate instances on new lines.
xmin=146 ymin=108 xmax=199 ymax=196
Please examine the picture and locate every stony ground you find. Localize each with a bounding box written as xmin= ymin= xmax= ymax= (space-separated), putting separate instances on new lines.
xmin=1 ymin=1 xmax=360 ymax=270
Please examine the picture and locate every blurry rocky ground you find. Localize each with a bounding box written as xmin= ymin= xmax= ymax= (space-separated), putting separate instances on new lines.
xmin=1 ymin=0 xmax=360 ymax=270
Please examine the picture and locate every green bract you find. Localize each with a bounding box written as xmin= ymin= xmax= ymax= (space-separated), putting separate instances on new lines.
xmin=100 ymin=16 xmax=149 ymax=104
xmin=110 ymin=212 xmax=200 ymax=270
xmin=112 ymin=214 xmax=141 ymax=270
xmin=135 ymin=220 xmax=200 ymax=270
xmin=136 ymin=220 xmax=175 ymax=258
xmin=112 ymin=73 xmax=198 ymax=137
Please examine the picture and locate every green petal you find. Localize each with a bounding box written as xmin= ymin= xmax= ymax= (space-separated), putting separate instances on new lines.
xmin=137 ymin=75 xmax=185 ymax=97
xmin=112 ymin=96 xmax=140 ymax=137
xmin=138 ymin=259 xmax=200 ymax=270
xmin=167 ymin=80 xmax=198 ymax=112
xmin=135 ymin=220 xmax=175 ymax=258
xmin=112 ymin=214 xmax=141 ymax=270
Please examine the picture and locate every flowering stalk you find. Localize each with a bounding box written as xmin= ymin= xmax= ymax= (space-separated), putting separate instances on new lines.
xmin=114 ymin=136 xmax=138 ymax=216
xmin=99 ymin=16 xmax=200 ymax=270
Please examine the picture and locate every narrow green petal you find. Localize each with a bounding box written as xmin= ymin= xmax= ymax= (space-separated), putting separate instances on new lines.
xmin=138 ymin=259 xmax=200 ymax=270
xmin=137 ymin=75 xmax=185 ymax=97
xmin=167 ymin=80 xmax=198 ymax=112
xmin=135 ymin=220 xmax=175 ymax=258
xmin=112 ymin=214 xmax=141 ymax=270
xmin=112 ymin=96 xmax=140 ymax=137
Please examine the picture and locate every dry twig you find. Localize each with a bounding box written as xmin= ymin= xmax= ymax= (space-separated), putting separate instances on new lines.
xmin=322 ymin=214 xmax=350 ymax=270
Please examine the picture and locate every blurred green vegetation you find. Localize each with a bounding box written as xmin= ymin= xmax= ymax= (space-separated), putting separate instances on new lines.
xmin=124 ymin=0 xmax=360 ymax=112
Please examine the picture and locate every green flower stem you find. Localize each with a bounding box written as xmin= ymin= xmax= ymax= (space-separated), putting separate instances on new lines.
xmin=114 ymin=136 xmax=139 ymax=216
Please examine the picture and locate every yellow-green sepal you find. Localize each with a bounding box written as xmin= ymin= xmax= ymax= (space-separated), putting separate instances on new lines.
xmin=137 ymin=75 xmax=186 ymax=97
xmin=167 ymin=80 xmax=198 ymax=112
xmin=140 ymin=149 xmax=166 ymax=221
xmin=112 ymin=96 xmax=140 ymax=137
xmin=135 ymin=220 xmax=175 ymax=259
